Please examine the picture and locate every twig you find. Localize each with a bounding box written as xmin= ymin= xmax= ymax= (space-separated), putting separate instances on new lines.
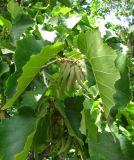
xmin=41 ymin=70 xmax=49 ymax=88
xmin=41 ymin=59 xmax=58 ymax=70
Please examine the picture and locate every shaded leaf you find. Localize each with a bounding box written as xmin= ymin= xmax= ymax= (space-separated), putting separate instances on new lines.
xmin=80 ymin=99 xmax=134 ymax=160
xmin=11 ymin=14 xmax=34 ymax=42
xmin=110 ymin=53 xmax=131 ymax=117
xmin=0 ymin=114 xmax=36 ymax=160
xmin=55 ymin=97 xmax=84 ymax=145
xmin=64 ymin=96 xmax=85 ymax=139
xmin=58 ymin=0 xmax=71 ymax=7
xmin=0 ymin=59 xmax=9 ymax=78
xmin=85 ymin=60 xmax=96 ymax=87
xmin=89 ymin=131 xmax=134 ymax=160
xmin=32 ymin=113 xmax=50 ymax=150
xmin=20 ymin=88 xmax=45 ymax=110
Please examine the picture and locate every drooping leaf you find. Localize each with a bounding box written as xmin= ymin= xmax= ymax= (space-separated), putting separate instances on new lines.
xmin=78 ymin=30 xmax=120 ymax=117
xmin=64 ymin=96 xmax=85 ymax=140
xmin=6 ymin=36 xmax=44 ymax=97
xmin=3 ymin=42 xmax=63 ymax=109
xmin=55 ymin=97 xmax=84 ymax=145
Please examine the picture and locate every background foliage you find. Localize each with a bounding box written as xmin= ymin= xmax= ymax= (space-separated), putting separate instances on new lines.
xmin=0 ymin=0 xmax=134 ymax=159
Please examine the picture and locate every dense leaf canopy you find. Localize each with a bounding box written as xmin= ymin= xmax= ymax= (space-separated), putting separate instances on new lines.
xmin=0 ymin=0 xmax=134 ymax=159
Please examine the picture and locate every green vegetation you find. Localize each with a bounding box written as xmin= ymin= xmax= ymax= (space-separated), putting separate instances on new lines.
xmin=0 ymin=0 xmax=134 ymax=159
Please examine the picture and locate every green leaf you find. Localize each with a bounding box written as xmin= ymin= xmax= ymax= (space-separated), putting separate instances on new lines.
xmin=78 ymin=30 xmax=120 ymax=117
xmin=89 ymin=131 xmax=134 ymax=160
xmin=0 ymin=59 xmax=9 ymax=78
xmin=80 ymin=99 xmax=134 ymax=160
xmin=55 ymin=97 xmax=90 ymax=158
xmin=0 ymin=114 xmax=36 ymax=160
xmin=85 ymin=60 xmax=96 ymax=87
xmin=117 ymin=134 xmax=134 ymax=160
xmin=110 ymin=53 xmax=131 ymax=117
xmin=50 ymin=0 xmax=57 ymax=7
xmin=3 ymin=42 xmax=63 ymax=109
xmin=80 ymin=98 xmax=98 ymax=142
xmin=0 ymin=16 xmax=12 ymax=31
xmin=20 ymin=88 xmax=45 ymax=110
xmin=6 ymin=37 xmax=44 ymax=97
xmin=7 ymin=0 xmax=23 ymax=19
xmin=55 ymin=97 xmax=84 ymax=145
xmin=64 ymin=96 xmax=85 ymax=140
xmin=0 ymin=101 xmax=48 ymax=160
xmin=58 ymin=0 xmax=71 ymax=7
xmin=32 ymin=113 xmax=50 ymax=150
xmin=11 ymin=14 xmax=34 ymax=42
xmin=78 ymin=31 xmax=87 ymax=54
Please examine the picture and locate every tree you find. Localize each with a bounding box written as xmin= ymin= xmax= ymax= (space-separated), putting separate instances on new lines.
xmin=0 ymin=0 xmax=134 ymax=159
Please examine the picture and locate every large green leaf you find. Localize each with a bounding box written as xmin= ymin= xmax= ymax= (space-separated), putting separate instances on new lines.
xmin=3 ymin=42 xmax=63 ymax=109
xmin=0 ymin=102 xmax=48 ymax=160
xmin=0 ymin=114 xmax=36 ymax=160
xmin=78 ymin=30 xmax=120 ymax=117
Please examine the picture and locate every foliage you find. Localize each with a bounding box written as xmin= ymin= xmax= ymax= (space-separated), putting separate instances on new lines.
xmin=0 ymin=0 xmax=134 ymax=159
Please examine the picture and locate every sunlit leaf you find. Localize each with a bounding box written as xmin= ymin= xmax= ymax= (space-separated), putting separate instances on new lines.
xmin=0 ymin=16 xmax=12 ymax=31
xmin=78 ymin=30 xmax=120 ymax=117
